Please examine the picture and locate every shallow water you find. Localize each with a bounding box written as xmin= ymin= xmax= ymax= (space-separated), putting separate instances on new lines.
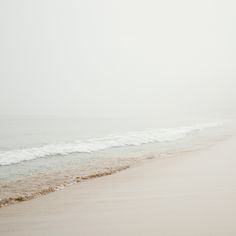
xmin=0 ymin=117 xmax=234 ymax=207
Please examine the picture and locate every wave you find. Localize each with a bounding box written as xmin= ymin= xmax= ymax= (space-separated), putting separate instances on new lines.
xmin=0 ymin=121 xmax=223 ymax=166
xmin=0 ymin=164 xmax=131 ymax=208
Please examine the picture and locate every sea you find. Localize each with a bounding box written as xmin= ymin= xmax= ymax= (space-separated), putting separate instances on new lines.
xmin=0 ymin=116 xmax=234 ymax=207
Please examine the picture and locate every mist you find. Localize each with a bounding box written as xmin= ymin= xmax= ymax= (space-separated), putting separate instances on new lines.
xmin=0 ymin=0 xmax=236 ymax=119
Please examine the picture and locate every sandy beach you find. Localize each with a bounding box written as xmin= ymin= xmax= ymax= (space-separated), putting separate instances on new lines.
xmin=1 ymin=0 xmax=236 ymax=235
xmin=0 ymin=137 xmax=236 ymax=236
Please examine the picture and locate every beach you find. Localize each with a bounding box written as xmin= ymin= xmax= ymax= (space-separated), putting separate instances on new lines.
xmin=0 ymin=136 xmax=236 ymax=236
xmin=1 ymin=0 xmax=236 ymax=235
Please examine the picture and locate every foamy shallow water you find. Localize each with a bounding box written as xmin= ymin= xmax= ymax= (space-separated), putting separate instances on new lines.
xmin=0 ymin=119 xmax=234 ymax=207
xmin=0 ymin=121 xmax=223 ymax=166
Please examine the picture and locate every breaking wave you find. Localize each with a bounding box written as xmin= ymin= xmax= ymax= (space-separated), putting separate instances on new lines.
xmin=0 ymin=121 xmax=223 ymax=166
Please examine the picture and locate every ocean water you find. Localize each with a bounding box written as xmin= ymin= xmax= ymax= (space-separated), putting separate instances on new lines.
xmin=0 ymin=117 xmax=234 ymax=207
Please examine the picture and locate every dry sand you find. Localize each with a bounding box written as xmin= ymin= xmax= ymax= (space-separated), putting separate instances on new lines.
xmin=0 ymin=137 xmax=236 ymax=236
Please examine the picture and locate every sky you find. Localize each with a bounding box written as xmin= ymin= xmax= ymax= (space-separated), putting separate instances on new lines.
xmin=0 ymin=0 xmax=236 ymax=119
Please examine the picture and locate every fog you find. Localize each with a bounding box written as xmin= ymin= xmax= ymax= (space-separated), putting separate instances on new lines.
xmin=0 ymin=0 xmax=236 ymax=119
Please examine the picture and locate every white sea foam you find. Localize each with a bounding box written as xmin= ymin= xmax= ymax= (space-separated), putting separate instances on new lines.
xmin=0 ymin=121 xmax=223 ymax=166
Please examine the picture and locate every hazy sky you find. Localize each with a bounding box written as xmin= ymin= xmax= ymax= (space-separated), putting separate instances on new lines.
xmin=0 ymin=0 xmax=236 ymax=118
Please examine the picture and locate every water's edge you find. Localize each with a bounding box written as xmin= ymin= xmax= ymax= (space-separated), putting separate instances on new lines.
xmin=0 ymin=138 xmax=226 ymax=209
xmin=0 ymin=164 xmax=131 ymax=208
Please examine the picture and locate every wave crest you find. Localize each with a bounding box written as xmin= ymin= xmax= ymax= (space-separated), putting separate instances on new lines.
xmin=0 ymin=121 xmax=223 ymax=166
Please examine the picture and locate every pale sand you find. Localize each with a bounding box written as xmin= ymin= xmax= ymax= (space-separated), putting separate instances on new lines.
xmin=1 ymin=138 xmax=236 ymax=236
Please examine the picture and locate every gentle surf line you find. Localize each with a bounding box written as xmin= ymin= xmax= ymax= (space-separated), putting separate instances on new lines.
xmin=0 ymin=121 xmax=222 ymax=166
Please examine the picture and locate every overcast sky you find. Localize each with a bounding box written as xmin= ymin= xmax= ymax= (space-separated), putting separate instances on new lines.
xmin=0 ymin=0 xmax=236 ymax=119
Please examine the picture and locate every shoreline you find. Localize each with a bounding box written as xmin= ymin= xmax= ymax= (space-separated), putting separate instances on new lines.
xmin=0 ymin=164 xmax=131 ymax=208
xmin=0 ymin=136 xmax=227 ymax=209
xmin=1 ymin=137 xmax=236 ymax=235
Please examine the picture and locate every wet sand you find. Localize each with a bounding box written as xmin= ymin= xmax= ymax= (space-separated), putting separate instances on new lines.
xmin=0 ymin=137 xmax=236 ymax=236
